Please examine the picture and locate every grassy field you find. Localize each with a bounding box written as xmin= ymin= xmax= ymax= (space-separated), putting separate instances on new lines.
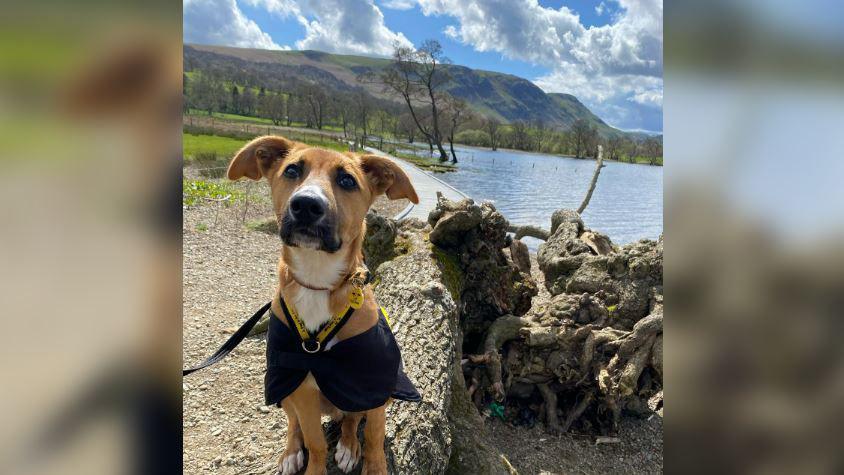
xmin=186 ymin=110 xmax=345 ymax=133
xmin=387 ymin=148 xmax=457 ymax=173
xmin=184 ymin=133 xmax=245 ymax=161
xmin=183 ymin=129 xmax=349 ymax=166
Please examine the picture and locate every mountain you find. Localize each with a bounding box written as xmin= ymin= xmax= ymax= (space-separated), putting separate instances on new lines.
xmin=184 ymin=44 xmax=628 ymax=138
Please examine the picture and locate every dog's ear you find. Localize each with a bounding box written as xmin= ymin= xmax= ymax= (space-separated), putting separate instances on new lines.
xmin=227 ymin=135 xmax=293 ymax=180
xmin=359 ymin=154 xmax=419 ymax=204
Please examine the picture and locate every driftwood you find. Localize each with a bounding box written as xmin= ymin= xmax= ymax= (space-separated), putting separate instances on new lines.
xmin=577 ymin=145 xmax=604 ymax=214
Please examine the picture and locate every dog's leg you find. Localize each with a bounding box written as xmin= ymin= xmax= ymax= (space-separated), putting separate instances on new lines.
xmin=289 ymin=378 xmax=328 ymax=475
xmin=361 ymin=405 xmax=388 ymax=475
xmin=334 ymin=412 xmax=362 ymax=473
xmin=278 ymin=399 xmax=305 ymax=475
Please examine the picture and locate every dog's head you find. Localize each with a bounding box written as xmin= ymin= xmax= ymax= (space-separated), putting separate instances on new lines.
xmin=227 ymin=135 xmax=418 ymax=253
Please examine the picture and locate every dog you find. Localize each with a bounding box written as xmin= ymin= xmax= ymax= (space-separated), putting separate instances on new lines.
xmin=227 ymin=135 xmax=420 ymax=475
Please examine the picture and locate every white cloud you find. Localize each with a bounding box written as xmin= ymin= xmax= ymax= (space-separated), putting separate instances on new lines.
xmin=629 ymin=90 xmax=662 ymax=107
xmin=381 ymin=0 xmax=415 ymax=10
xmin=247 ymin=0 xmax=413 ymax=56
xmin=595 ymin=1 xmax=606 ymax=16
xmin=414 ymin=0 xmax=662 ymax=130
xmin=534 ymin=62 xmax=663 ymax=131
xmin=184 ymin=0 xmax=286 ymax=50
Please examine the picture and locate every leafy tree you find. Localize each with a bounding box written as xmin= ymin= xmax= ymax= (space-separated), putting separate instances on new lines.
xmin=230 ymin=85 xmax=240 ymax=114
xmin=190 ymin=71 xmax=223 ymax=115
xmin=241 ymin=86 xmax=256 ymax=116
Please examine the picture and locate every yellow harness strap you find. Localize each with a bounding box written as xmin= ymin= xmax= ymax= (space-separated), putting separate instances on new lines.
xmin=282 ymin=285 xmax=365 ymax=348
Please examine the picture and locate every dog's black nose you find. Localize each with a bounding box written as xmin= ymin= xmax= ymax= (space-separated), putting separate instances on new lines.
xmin=289 ymin=194 xmax=326 ymax=224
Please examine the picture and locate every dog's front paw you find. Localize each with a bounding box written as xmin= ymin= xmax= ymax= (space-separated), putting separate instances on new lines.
xmin=334 ymin=439 xmax=361 ymax=473
xmin=278 ymin=448 xmax=304 ymax=475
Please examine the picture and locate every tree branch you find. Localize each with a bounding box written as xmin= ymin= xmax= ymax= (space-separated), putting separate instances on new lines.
xmin=577 ymin=145 xmax=604 ymax=214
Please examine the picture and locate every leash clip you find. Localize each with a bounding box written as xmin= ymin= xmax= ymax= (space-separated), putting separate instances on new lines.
xmin=302 ymin=340 xmax=321 ymax=353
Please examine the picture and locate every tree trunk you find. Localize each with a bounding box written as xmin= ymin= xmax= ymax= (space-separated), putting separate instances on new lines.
xmin=365 ymin=228 xmax=509 ymax=474
xmin=449 ymin=137 xmax=458 ymax=163
xmin=436 ymin=139 xmax=449 ymax=162
xmin=577 ymin=145 xmax=604 ymax=214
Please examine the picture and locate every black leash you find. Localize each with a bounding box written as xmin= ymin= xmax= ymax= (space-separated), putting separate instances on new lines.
xmin=183 ymin=301 xmax=272 ymax=376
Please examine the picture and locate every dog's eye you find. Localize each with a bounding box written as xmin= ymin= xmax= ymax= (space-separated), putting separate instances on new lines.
xmin=337 ymin=173 xmax=357 ymax=190
xmin=283 ymin=164 xmax=301 ymax=179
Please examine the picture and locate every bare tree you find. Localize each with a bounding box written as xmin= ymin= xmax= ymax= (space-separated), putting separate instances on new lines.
xmin=334 ymin=95 xmax=352 ymax=138
xmin=511 ymin=121 xmax=530 ymax=150
xmin=643 ymin=136 xmax=663 ymax=165
xmin=241 ymin=86 xmax=256 ymax=116
xmin=532 ymin=120 xmax=548 ymax=152
xmin=365 ymin=40 xmax=451 ymax=161
xmin=352 ymin=90 xmax=372 ymax=147
xmin=569 ymin=119 xmax=594 ymax=158
xmin=300 ymin=84 xmax=327 ymax=130
xmin=397 ymin=113 xmax=416 ymax=143
xmin=585 ymin=126 xmax=599 ymax=158
xmin=485 ymin=118 xmax=501 ymax=151
xmin=605 ymin=135 xmax=623 ymax=161
xmin=442 ymin=95 xmax=468 ymax=163
xmin=264 ymin=93 xmax=286 ymax=126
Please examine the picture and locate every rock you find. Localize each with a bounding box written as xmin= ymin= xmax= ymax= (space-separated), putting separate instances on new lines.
xmin=363 ymin=211 xmax=397 ymax=272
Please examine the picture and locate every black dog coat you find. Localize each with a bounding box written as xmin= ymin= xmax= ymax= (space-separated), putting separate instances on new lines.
xmin=265 ymin=303 xmax=421 ymax=412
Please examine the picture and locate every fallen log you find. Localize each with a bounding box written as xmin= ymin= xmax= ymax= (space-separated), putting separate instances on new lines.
xmin=368 ymin=222 xmax=509 ymax=474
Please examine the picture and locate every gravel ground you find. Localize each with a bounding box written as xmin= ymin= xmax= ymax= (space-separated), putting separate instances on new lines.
xmin=182 ymin=197 xmax=662 ymax=474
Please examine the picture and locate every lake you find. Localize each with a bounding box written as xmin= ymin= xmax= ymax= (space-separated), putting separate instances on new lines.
xmin=435 ymin=146 xmax=663 ymax=249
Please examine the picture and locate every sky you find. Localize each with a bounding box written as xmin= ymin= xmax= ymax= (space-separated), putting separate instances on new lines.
xmin=183 ymin=0 xmax=663 ymax=133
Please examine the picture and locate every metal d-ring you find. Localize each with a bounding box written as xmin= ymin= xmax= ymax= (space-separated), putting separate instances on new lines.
xmin=302 ymin=340 xmax=321 ymax=353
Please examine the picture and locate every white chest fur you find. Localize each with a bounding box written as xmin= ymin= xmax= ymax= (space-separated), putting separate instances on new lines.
xmin=286 ymin=247 xmax=348 ymax=332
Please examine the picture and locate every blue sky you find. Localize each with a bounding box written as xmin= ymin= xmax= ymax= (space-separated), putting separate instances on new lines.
xmin=184 ymin=0 xmax=663 ymax=133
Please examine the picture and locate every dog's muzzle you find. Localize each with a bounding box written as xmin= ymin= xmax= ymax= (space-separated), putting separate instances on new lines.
xmin=280 ymin=189 xmax=341 ymax=252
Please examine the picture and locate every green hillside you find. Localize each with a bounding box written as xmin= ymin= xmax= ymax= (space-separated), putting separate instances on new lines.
xmin=185 ymin=44 xmax=635 ymax=139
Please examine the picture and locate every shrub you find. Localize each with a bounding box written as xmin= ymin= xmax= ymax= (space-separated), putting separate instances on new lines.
xmin=183 ymin=179 xmax=244 ymax=207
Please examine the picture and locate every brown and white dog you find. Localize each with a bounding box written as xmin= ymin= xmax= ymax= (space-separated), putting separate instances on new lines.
xmin=227 ymin=135 xmax=418 ymax=475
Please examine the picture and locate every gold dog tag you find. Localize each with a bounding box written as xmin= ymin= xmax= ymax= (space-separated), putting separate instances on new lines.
xmin=349 ymin=287 xmax=364 ymax=309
